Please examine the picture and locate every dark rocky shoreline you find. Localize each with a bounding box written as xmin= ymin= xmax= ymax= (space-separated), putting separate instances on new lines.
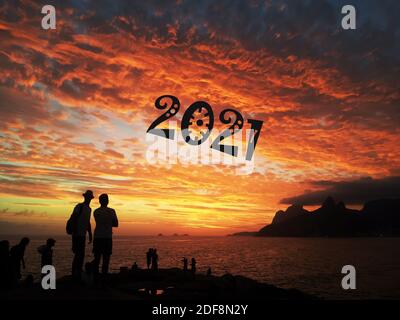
xmin=2 ymin=268 xmax=317 ymax=300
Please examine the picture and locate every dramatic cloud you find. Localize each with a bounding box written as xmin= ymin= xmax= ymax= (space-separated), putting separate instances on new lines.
xmin=280 ymin=176 xmax=400 ymax=205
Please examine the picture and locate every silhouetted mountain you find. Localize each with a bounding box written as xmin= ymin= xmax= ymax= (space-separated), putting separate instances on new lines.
xmin=271 ymin=204 xmax=309 ymax=225
xmin=246 ymin=197 xmax=400 ymax=237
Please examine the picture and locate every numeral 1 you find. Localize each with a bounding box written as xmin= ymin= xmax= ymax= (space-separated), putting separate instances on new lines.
xmin=245 ymin=119 xmax=263 ymax=161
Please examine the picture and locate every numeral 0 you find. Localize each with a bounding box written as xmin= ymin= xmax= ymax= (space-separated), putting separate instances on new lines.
xmin=147 ymin=95 xmax=263 ymax=160
xmin=181 ymin=101 xmax=214 ymax=145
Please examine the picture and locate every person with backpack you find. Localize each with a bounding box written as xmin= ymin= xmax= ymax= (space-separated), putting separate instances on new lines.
xmin=67 ymin=190 xmax=93 ymax=280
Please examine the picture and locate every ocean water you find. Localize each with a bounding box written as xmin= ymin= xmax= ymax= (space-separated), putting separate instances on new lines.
xmin=3 ymin=235 xmax=399 ymax=299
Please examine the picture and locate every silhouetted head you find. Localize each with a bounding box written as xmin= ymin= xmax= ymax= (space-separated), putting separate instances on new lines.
xmin=82 ymin=190 xmax=94 ymax=203
xmin=20 ymin=237 xmax=30 ymax=247
xmin=99 ymin=193 xmax=109 ymax=207
xmin=46 ymin=238 xmax=56 ymax=247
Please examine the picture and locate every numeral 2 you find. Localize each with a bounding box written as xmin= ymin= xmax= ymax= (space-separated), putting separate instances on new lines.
xmin=147 ymin=95 xmax=180 ymax=139
xmin=210 ymin=109 xmax=243 ymax=156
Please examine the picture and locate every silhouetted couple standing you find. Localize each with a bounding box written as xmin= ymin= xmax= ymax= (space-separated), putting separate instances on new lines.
xmin=68 ymin=190 xmax=118 ymax=281
xmin=182 ymin=257 xmax=196 ymax=275
xmin=146 ymin=248 xmax=159 ymax=270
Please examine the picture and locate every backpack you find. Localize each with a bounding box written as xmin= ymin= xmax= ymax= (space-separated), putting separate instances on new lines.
xmin=66 ymin=203 xmax=84 ymax=235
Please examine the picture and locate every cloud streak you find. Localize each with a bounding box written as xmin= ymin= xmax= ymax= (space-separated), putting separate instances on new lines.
xmin=280 ymin=176 xmax=400 ymax=205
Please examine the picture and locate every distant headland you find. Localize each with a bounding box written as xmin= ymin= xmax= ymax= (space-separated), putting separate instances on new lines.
xmin=231 ymin=197 xmax=400 ymax=237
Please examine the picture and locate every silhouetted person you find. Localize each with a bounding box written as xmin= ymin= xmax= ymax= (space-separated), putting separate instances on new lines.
xmin=10 ymin=237 xmax=30 ymax=284
xmin=132 ymin=262 xmax=139 ymax=271
xmin=146 ymin=248 xmax=153 ymax=269
xmin=191 ymin=257 xmax=196 ymax=275
xmin=182 ymin=257 xmax=188 ymax=271
xmin=0 ymin=240 xmax=10 ymax=289
xmin=92 ymin=193 xmax=118 ymax=278
xmin=151 ymin=249 xmax=158 ymax=271
xmin=70 ymin=190 xmax=93 ymax=280
xmin=37 ymin=238 xmax=56 ymax=268
xmin=206 ymin=267 xmax=212 ymax=276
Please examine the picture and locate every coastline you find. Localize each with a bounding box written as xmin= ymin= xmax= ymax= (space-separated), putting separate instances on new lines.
xmin=2 ymin=267 xmax=317 ymax=301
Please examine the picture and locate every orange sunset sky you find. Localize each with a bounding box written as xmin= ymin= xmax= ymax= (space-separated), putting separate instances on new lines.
xmin=0 ymin=1 xmax=399 ymax=235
